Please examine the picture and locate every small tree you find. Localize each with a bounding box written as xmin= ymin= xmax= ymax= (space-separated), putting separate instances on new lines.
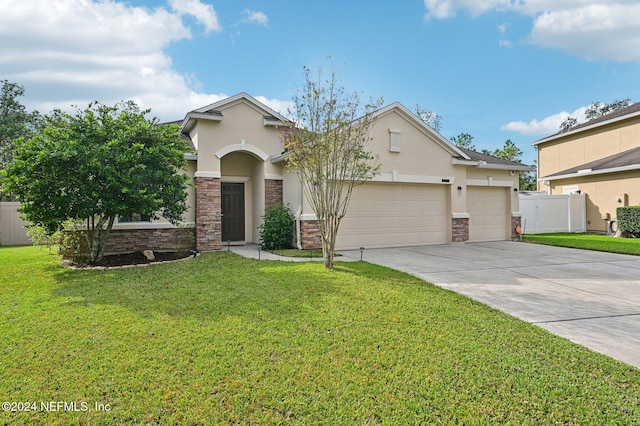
xmin=284 ymin=65 xmax=382 ymax=269
xmin=1 ymin=101 xmax=190 ymax=264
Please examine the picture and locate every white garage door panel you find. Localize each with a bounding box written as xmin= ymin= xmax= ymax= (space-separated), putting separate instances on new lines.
xmin=336 ymin=183 xmax=448 ymax=250
xmin=468 ymin=187 xmax=508 ymax=242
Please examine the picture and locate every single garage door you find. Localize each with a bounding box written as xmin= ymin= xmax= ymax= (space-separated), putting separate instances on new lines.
xmin=468 ymin=186 xmax=508 ymax=242
xmin=336 ymin=182 xmax=449 ymax=249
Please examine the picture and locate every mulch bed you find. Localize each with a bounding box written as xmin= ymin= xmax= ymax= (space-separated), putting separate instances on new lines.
xmin=70 ymin=251 xmax=195 ymax=268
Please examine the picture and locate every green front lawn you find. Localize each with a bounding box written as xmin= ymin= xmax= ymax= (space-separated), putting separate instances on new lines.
xmin=1 ymin=246 xmax=638 ymax=424
xmin=523 ymin=232 xmax=640 ymax=255
xmin=269 ymin=248 xmax=341 ymax=258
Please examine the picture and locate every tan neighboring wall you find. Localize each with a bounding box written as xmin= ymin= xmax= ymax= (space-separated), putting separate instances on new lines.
xmin=536 ymin=112 xmax=640 ymax=232
xmin=537 ymin=116 xmax=640 ymax=179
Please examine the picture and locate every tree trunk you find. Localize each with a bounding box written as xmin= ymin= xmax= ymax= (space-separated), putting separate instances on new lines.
xmin=88 ymin=216 xmax=115 ymax=264
xmin=320 ymin=214 xmax=340 ymax=269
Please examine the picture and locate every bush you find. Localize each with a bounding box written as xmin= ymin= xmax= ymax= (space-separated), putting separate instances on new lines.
xmin=617 ymin=206 xmax=640 ymax=237
xmin=259 ymin=204 xmax=294 ymax=250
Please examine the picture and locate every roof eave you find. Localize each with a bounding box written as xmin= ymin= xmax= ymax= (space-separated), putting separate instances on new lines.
xmin=541 ymin=164 xmax=640 ymax=181
xmin=181 ymin=111 xmax=223 ymax=133
xmin=477 ymin=163 xmax=535 ymax=172
xmin=533 ymin=109 xmax=640 ymax=147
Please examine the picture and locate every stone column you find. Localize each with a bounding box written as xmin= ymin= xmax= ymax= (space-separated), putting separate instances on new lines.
xmin=264 ymin=179 xmax=283 ymax=210
xmin=300 ymin=220 xmax=322 ymax=249
xmin=195 ymin=177 xmax=222 ymax=250
xmin=511 ymin=215 xmax=522 ymax=241
xmin=451 ymin=217 xmax=469 ymax=243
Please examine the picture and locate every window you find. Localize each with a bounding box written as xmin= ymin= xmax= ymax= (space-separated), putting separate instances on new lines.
xmin=389 ymin=129 xmax=401 ymax=152
xmin=118 ymin=213 xmax=151 ymax=223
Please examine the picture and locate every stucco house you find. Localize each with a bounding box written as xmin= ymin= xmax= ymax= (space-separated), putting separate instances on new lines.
xmin=103 ymin=93 xmax=532 ymax=253
xmin=534 ymin=102 xmax=640 ymax=233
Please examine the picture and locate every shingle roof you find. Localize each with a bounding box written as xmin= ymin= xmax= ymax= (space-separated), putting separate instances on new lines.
xmin=457 ymin=147 xmax=532 ymax=169
xmin=568 ymin=102 xmax=640 ymax=133
xmin=544 ymin=146 xmax=640 ymax=178
xmin=534 ymin=102 xmax=640 ymax=145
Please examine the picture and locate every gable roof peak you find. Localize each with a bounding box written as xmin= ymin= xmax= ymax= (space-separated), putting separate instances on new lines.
xmin=373 ymin=101 xmax=471 ymax=160
xmin=194 ymin=92 xmax=287 ymax=119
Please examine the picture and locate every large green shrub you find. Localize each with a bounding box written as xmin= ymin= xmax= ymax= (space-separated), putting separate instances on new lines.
xmin=259 ymin=204 xmax=294 ymax=250
xmin=617 ymin=206 xmax=640 ymax=237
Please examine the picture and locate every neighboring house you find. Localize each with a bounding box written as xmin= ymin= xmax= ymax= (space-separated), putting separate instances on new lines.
xmin=105 ymin=93 xmax=532 ymax=253
xmin=534 ymin=102 xmax=640 ymax=233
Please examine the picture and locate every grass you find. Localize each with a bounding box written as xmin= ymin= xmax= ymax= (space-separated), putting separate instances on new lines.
xmin=523 ymin=232 xmax=640 ymax=256
xmin=0 ymin=246 xmax=639 ymax=424
xmin=269 ymin=248 xmax=340 ymax=258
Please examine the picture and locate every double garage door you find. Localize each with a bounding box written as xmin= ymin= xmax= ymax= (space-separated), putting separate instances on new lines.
xmin=335 ymin=183 xmax=509 ymax=249
xmin=336 ymin=183 xmax=448 ymax=250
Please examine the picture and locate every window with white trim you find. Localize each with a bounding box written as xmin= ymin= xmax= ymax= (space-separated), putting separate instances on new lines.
xmin=118 ymin=213 xmax=151 ymax=223
xmin=389 ymin=129 xmax=401 ymax=152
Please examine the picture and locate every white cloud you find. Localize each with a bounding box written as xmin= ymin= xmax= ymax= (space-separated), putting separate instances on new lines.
xmin=255 ymin=96 xmax=294 ymax=116
xmin=424 ymin=0 xmax=512 ymax=20
xmin=528 ymin=4 xmax=640 ymax=62
xmin=501 ymin=106 xmax=587 ymax=135
xmin=423 ymin=1 xmax=640 ymax=62
xmin=0 ymin=0 xmax=287 ymax=122
xmin=169 ymin=0 xmax=222 ymax=33
xmin=497 ymin=22 xmax=513 ymax=47
xmin=242 ymin=9 xmax=269 ymax=26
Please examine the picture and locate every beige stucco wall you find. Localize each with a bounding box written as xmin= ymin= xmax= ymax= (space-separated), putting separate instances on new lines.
xmin=369 ymin=110 xmax=459 ymax=177
xmin=548 ymin=171 xmax=640 ymax=232
xmin=537 ymin=117 xmax=640 ymax=178
xmin=184 ymin=160 xmax=197 ymax=223
xmin=185 ymin=98 xmax=525 ymax=247
xmin=192 ymin=101 xmax=285 ymax=174
xmin=293 ymin=108 xmax=521 ymax=225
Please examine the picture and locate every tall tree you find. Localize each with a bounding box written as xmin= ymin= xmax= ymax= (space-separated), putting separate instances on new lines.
xmin=1 ymin=101 xmax=190 ymax=264
xmin=584 ymin=98 xmax=631 ymax=121
xmin=0 ymin=80 xmax=40 ymax=171
xmin=482 ymin=139 xmax=522 ymax=162
xmin=451 ymin=132 xmax=476 ymax=150
xmin=415 ymin=104 xmax=443 ymax=132
xmin=483 ymin=139 xmax=535 ymax=190
xmin=284 ymin=65 xmax=382 ymax=269
xmin=560 ymin=98 xmax=631 ymax=132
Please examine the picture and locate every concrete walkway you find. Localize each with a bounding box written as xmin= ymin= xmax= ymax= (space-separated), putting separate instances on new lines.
xmin=338 ymin=241 xmax=640 ymax=369
xmin=229 ymin=245 xmax=358 ymax=262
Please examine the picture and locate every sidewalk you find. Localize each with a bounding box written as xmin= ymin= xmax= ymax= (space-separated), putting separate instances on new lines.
xmin=229 ymin=245 xmax=358 ymax=262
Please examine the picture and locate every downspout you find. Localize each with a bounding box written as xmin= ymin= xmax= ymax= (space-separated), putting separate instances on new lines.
xmin=295 ymin=206 xmax=302 ymax=250
xmin=295 ymin=182 xmax=303 ymax=249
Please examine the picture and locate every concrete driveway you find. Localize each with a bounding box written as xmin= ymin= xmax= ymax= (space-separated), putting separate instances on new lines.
xmin=339 ymin=241 xmax=640 ymax=369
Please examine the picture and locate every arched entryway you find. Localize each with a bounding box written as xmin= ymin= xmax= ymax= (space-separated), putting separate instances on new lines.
xmin=219 ymin=151 xmax=265 ymax=244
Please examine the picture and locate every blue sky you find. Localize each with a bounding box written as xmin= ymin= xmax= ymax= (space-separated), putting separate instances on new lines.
xmin=2 ymin=1 xmax=640 ymax=165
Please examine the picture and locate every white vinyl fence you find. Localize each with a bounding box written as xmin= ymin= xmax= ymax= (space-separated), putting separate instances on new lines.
xmin=0 ymin=202 xmax=31 ymax=246
xmin=519 ymin=192 xmax=586 ymax=234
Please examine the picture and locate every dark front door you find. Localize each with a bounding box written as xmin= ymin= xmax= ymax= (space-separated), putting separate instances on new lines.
xmin=222 ymin=182 xmax=245 ymax=241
